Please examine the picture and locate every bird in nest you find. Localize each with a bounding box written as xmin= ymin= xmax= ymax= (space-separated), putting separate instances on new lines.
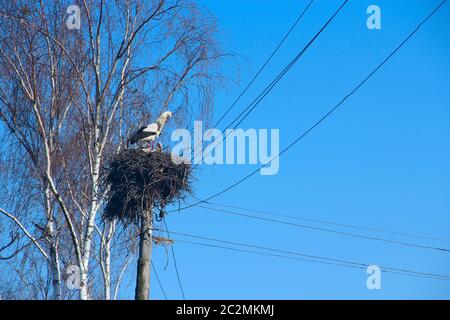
xmin=127 ymin=111 xmax=172 ymax=149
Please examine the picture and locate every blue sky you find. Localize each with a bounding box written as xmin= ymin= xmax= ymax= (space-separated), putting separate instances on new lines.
xmin=136 ymin=0 xmax=450 ymax=299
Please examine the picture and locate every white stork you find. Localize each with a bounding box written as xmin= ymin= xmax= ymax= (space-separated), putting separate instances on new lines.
xmin=128 ymin=111 xmax=172 ymax=149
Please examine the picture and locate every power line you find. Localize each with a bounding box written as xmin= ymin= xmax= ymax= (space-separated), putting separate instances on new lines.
xmin=225 ymin=0 xmax=348 ymax=131
xmin=192 ymin=0 xmax=348 ymax=167
xmin=151 ymin=261 xmax=168 ymax=300
xmin=199 ymin=200 xmax=450 ymax=244
xmin=213 ymin=0 xmax=315 ymax=129
xmin=156 ymin=229 xmax=450 ymax=282
xmin=177 ymin=241 xmax=450 ymax=282
xmin=192 ymin=204 xmax=450 ymax=253
xmin=176 ymin=240 xmax=450 ymax=282
xmin=171 ymin=0 xmax=448 ymax=213
xmin=163 ymin=218 xmax=186 ymax=299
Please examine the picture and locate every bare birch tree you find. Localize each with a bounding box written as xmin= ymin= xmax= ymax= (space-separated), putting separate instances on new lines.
xmin=0 ymin=0 xmax=223 ymax=299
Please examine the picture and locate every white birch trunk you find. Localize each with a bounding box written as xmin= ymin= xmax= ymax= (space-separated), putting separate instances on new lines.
xmin=103 ymin=221 xmax=114 ymax=300
xmin=49 ymin=228 xmax=62 ymax=300
xmin=80 ymin=147 xmax=101 ymax=300
xmin=44 ymin=183 xmax=62 ymax=300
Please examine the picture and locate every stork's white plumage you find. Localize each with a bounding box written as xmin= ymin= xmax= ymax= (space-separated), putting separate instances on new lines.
xmin=128 ymin=111 xmax=172 ymax=148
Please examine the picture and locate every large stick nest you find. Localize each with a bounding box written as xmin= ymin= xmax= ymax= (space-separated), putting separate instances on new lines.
xmin=102 ymin=149 xmax=192 ymax=225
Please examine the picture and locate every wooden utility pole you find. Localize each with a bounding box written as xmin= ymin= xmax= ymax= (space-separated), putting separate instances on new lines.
xmin=135 ymin=206 xmax=153 ymax=300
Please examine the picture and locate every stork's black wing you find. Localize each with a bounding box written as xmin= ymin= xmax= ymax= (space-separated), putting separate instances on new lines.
xmin=128 ymin=126 xmax=157 ymax=145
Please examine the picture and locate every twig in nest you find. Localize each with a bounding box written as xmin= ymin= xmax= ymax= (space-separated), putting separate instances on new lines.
xmin=102 ymin=149 xmax=193 ymax=225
